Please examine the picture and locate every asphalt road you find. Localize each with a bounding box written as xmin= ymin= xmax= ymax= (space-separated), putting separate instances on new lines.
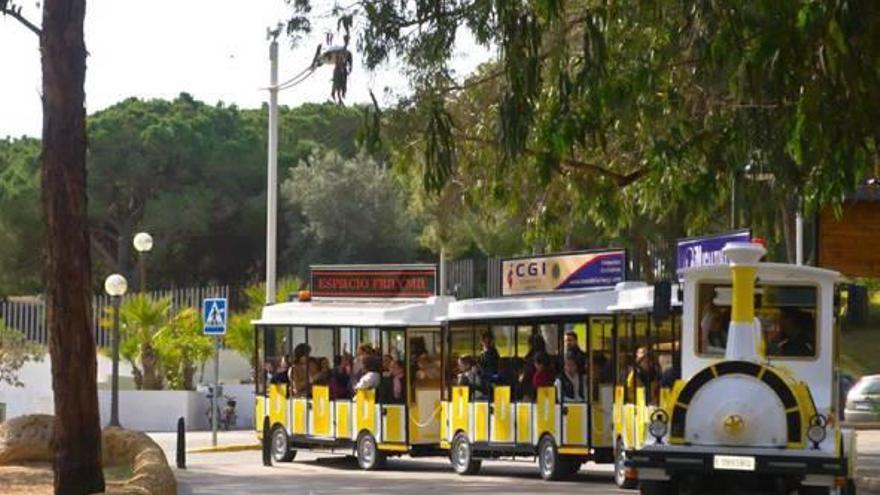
xmin=149 ymin=430 xmax=880 ymax=495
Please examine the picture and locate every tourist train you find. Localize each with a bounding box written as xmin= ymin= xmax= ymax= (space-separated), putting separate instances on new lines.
xmin=253 ymin=241 xmax=856 ymax=494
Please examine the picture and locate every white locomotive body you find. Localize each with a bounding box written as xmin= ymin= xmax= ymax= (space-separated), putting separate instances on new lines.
xmin=628 ymin=243 xmax=857 ymax=494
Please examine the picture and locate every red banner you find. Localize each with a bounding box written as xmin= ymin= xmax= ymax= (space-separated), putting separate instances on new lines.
xmin=310 ymin=266 xmax=437 ymax=298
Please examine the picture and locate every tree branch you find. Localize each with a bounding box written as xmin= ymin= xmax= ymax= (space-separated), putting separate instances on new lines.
xmin=457 ymin=134 xmax=645 ymax=188
xmin=0 ymin=3 xmax=42 ymax=36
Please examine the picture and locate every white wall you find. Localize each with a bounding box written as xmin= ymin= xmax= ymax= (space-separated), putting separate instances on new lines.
xmin=1 ymin=352 xmax=256 ymax=432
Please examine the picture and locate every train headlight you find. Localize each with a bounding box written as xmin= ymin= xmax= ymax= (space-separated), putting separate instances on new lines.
xmin=807 ymin=414 xmax=827 ymax=447
xmin=648 ymin=410 xmax=669 ymax=442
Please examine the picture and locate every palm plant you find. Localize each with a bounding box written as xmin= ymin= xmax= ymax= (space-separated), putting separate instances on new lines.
xmin=103 ymin=294 xmax=171 ymax=390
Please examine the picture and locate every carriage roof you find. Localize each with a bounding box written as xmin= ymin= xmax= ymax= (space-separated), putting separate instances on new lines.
xmin=254 ymin=295 xmax=453 ymax=327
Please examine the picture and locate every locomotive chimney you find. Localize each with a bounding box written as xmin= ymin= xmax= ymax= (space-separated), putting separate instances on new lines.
xmin=721 ymin=242 xmax=766 ymax=362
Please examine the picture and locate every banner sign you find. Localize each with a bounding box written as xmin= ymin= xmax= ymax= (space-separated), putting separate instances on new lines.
xmin=501 ymin=250 xmax=626 ymax=296
xmin=676 ymin=230 xmax=751 ymax=273
xmin=310 ymin=265 xmax=437 ymax=298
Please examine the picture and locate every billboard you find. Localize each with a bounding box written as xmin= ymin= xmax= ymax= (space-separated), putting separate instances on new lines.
xmin=310 ymin=265 xmax=437 ymax=298
xmin=818 ymin=200 xmax=880 ymax=278
xmin=676 ymin=230 xmax=751 ymax=273
xmin=501 ymin=250 xmax=626 ymax=296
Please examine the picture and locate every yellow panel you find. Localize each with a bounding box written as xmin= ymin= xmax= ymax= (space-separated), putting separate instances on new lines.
xmin=635 ymin=387 xmax=646 ymax=449
xmin=384 ymin=405 xmax=405 ymax=443
xmin=517 ymin=403 xmax=532 ymax=444
xmin=613 ymin=385 xmax=624 ymax=440
xmin=474 ymin=402 xmax=489 ymax=442
xmin=410 ymin=388 xmax=442 ymax=445
xmin=356 ymin=389 xmax=376 ymax=435
xmin=293 ymin=399 xmax=308 ymax=434
xmin=492 ymin=386 xmax=513 ymax=443
xmin=731 ymin=265 xmax=757 ymax=323
xmin=564 ymin=403 xmax=586 ymax=446
xmin=311 ymin=385 xmax=332 ymax=437
xmin=451 ymin=386 xmax=469 ymax=434
xmin=558 ymin=446 xmax=589 ymax=455
xmin=440 ymin=401 xmax=449 ymax=441
xmin=378 ymin=443 xmax=408 ymax=452
xmin=536 ymin=386 xmax=556 ymax=437
xmin=591 ymin=403 xmax=604 ymax=444
xmin=269 ymin=384 xmax=288 ymax=428
xmin=336 ymin=401 xmax=351 ymax=440
xmin=255 ymin=396 xmax=265 ymax=435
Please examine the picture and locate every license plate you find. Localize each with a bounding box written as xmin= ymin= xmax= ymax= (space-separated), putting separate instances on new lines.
xmin=713 ymin=455 xmax=756 ymax=471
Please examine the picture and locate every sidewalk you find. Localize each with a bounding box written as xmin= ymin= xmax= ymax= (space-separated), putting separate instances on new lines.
xmin=858 ymin=429 xmax=880 ymax=492
xmin=148 ymin=430 xmax=258 ymax=457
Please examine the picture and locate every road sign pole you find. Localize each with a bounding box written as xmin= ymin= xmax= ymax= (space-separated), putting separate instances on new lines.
xmin=212 ymin=335 xmax=220 ymax=447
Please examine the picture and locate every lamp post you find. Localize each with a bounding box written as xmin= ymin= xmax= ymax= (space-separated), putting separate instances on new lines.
xmin=133 ymin=232 xmax=153 ymax=293
xmin=104 ymin=273 xmax=128 ymax=427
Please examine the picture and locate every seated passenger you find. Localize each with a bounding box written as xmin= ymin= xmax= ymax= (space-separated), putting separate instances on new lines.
xmin=271 ymin=355 xmax=291 ymax=384
xmin=479 ymin=331 xmax=500 ymax=381
xmin=289 ymin=344 xmax=311 ymax=397
xmin=771 ymin=308 xmax=815 ymax=357
xmin=531 ymin=352 xmax=555 ymax=391
xmin=555 ymin=355 xmax=587 ymax=402
xmin=416 ymin=353 xmax=441 ymax=382
xmin=388 ymin=359 xmax=406 ymax=404
xmin=353 ymin=355 xmax=382 ymax=391
xmin=329 ymin=355 xmax=352 ymax=400
xmin=456 ymin=355 xmax=480 ymax=387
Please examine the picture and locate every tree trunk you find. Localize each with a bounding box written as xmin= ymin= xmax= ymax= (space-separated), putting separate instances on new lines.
xmin=40 ymin=0 xmax=105 ymax=493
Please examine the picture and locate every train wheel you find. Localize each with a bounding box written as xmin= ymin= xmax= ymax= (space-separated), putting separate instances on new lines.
xmin=356 ymin=432 xmax=386 ymax=470
xmin=270 ymin=425 xmax=296 ymax=462
xmin=614 ymin=438 xmax=638 ymax=489
xmin=450 ymin=432 xmax=481 ymax=475
xmin=538 ymin=436 xmax=569 ymax=481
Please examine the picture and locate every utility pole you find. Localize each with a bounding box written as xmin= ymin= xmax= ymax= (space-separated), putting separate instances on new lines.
xmin=265 ymin=28 xmax=280 ymax=305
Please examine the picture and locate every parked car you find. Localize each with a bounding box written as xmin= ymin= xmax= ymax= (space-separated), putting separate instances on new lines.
xmin=845 ymin=374 xmax=880 ymax=423
xmin=840 ymin=373 xmax=855 ymax=412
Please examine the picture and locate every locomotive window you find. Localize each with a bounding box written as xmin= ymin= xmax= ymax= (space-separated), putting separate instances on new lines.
xmin=696 ymin=283 xmax=818 ymax=359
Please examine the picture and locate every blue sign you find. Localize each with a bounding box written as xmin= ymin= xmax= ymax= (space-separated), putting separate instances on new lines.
xmin=676 ymin=230 xmax=751 ymax=273
xmin=202 ymin=297 xmax=228 ymax=335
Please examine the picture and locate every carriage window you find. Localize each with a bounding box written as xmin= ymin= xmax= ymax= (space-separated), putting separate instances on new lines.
xmin=696 ymin=283 xmax=818 ymax=359
xmin=258 ymin=326 xmax=292 ymax=394
xmin=492 ymin=325 xmax=515 ymax=358
xmin=409 ymin=329 xmax=441 ymax=401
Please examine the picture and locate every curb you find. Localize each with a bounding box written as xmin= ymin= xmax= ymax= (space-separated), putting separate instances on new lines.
xmin=187 ymin=443 xmax=261 ymax=454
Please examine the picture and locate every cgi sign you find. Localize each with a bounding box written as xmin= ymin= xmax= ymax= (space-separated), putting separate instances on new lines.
xmin=501 ymin=250 xmax=626 ymax=296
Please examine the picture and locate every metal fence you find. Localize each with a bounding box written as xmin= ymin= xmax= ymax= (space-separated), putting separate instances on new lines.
xmin=1 ymin=285 xmax=229 ymax=348
xmin=443 ymin=257 xmax=502 ymax=299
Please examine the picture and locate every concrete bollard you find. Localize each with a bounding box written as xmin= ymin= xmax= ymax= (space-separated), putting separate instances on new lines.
xmin=176 ymin=417 xmax=186 ymax=469
xmin=262 ymin=415 xmax=272 ymax=467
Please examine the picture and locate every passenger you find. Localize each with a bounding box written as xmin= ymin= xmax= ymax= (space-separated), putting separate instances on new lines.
xmin=555 ymin=355 xmax=587 ymax=402
xmin=351 ymin=344 xmax=372 ymax=383
xmin=388 ymin=359 xmax=406 ymax=404
xmin=263 ymin=361 xmax=276 ymax=386
xmin=416 ymin=353 xmax=441 ymax=382
xmin=311 ymin=357 xmax=331 ymax=387
xmin=629 ymin=347 xmax=661 ymax=391
xmin=531 ymin=352 xmax=555 ymax=392
xmin=289 ymin=343 xmax=311 ymax=397
xmin=456 ymin=355 xmax=480 ymax=387
xmin=329 ymin=355 xmax=352 ymax=400
xmin=772 ymin=308 xmax=815 ymax=357
xmin=564 ymin=330 xmax=587 ymax=372
xmin=353 ymin=355 xmax=382 ymax=391
xmin=382 ymin=354 xmax=394 ymax=375
xmin=521 ymin=334 xmax=547 ymax=396
xmin=512 ymin=357 xmax=532 ymax=401
xmin=592 ymin=352 xmax=614 ymax=384
xmin=271 ymin=355 xmax=291 ymax=384
xmin=479 ymin=331 xmax=500 ymax=380
xmin=660 ymin=363 xmax=680 ymax=389
xmin=701 ymin=304 xmax=728 ymax=353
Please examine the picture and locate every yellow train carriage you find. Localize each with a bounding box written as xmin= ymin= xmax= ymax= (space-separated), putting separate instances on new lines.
xmin=253 ymin=265 xmax=452 ymax=470
xmin=439 ymin=282 xmax=680 ymax=481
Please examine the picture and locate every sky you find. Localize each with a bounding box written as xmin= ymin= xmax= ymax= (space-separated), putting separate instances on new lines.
xmin=0 ymin=0 xmax=494 ymax=138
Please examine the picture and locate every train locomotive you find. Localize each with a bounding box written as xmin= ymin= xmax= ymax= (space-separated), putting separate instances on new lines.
xmin=626 ymin=242 xmax=857 ymax=494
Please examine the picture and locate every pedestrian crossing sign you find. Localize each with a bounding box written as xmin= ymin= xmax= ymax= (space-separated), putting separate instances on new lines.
xmin=202 ymin=297 xmax=227 ymax=335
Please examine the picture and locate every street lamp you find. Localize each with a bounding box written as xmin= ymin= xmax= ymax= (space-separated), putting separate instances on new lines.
xmin=133 ymin=232 xmax=153 ymax=293
xmin=104 ymin=273 xmax=128 ymax=428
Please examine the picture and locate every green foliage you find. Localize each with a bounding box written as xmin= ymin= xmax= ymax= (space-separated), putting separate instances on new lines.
xmin=0 ymin=137 xmax=42 ymax=295
xmin=225 ymin=277 xmax=301 ymax=369
xmin=0 ymin=319 xmax=45 ymax=387
xmin=281 ymin=151 xmax=420 ymax=275
xmin=103 ymin=294 xmax=222 ymax=391
xmin=154 ymin=307 xmax=214 ymax=391
xmin=290 ymin=0 xmax=880 ymax=269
